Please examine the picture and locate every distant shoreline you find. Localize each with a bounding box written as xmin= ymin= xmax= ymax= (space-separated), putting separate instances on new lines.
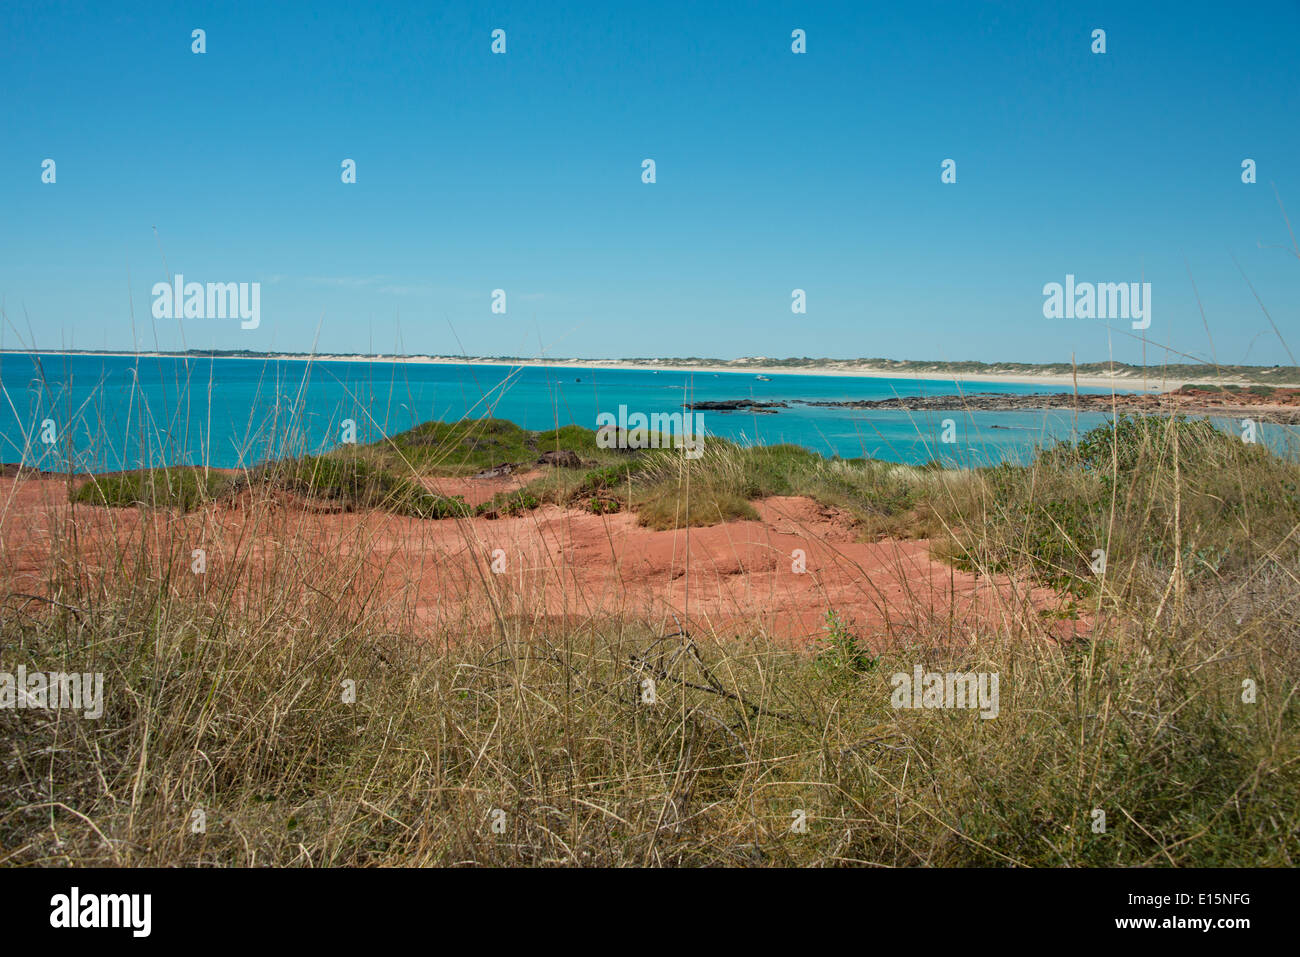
xmin=5 ymin=350 xmax=1298 ymax=392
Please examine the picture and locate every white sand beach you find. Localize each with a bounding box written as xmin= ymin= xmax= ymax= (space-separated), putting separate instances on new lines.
xmin=1 ymin=350 xmax=1239 ymax=391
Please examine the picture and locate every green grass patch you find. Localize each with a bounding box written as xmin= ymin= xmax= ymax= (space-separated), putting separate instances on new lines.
xmin=940 ymin=415 xmax=1300 ymax=592
xmin=73 ymin=468 xmax=233 ymax=511
xmin=250 ymin=450 xmax=473 ymax=519
xmin=379 ymin=418 xmax=625 ymax=476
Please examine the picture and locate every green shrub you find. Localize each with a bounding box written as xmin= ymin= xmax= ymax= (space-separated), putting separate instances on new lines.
xmin=73 ymin=468 xmax=232 ymax=511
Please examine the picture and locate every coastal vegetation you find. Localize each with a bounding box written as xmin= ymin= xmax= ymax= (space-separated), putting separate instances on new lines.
xmin=3 ymin=411 xmax=1295 ymax=865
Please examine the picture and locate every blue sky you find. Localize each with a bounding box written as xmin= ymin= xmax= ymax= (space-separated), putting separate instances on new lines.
xmin=2 ymin=0 xmax=1298 ymax=365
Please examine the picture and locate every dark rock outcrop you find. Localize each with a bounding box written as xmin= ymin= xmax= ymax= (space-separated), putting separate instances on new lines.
xmin=686 ymin=400 xmax=789 ymax=414
xmin=537 ymin=449 xmax=583 ymax=468
xmin=792 ymin=389 xmax=1300 ymax=424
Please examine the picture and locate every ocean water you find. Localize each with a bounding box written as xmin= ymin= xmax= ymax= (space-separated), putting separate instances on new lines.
xmin=1 ymin=352 xmax=1292 ymax=471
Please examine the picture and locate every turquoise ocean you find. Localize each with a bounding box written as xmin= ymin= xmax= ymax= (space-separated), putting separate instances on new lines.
xmin=1 ymin=353 xmax=1292 ymax=472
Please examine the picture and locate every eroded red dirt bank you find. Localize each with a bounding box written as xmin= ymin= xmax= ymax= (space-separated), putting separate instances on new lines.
xmin=0 ymin=473 xmax=1087 ymax=645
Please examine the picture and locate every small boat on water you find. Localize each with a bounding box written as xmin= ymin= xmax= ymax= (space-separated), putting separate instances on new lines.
xmin=755 ymin=375 xmax=771 ymax=381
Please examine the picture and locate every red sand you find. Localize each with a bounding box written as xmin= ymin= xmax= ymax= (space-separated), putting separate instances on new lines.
xmin=0 ymin=472 xmax=1086 ymax=645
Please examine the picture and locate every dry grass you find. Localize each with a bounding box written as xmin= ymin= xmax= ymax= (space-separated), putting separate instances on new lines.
xmin=1 ymin=400 xmax=1297 ymax=866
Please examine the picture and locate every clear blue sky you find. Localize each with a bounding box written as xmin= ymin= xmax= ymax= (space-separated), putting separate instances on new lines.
xmin=2 ymin=0 xmax=1298 ymax=365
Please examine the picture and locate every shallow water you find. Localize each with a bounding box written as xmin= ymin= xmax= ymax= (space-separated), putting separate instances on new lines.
xmin=1 ymin=353 xmax=1293 ymax=471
